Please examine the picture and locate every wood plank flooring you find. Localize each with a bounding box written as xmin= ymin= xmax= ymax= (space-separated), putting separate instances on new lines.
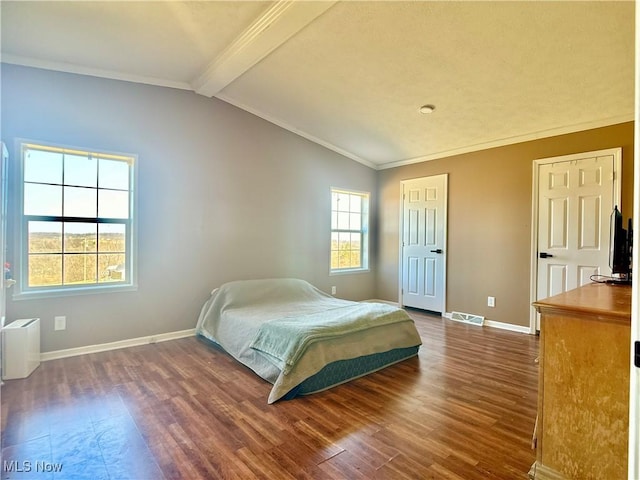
xmin=1 ymin=310 xmax=539 ymax=479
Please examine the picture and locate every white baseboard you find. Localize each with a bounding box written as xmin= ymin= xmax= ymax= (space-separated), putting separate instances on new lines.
xmin=375 ymin=307 xmax=530 ymax=334
xmin=529 ymin=461 xmax=567 ymax=480
xmin=484 ymin=319 xmax=531 ymax=334
xmin=40 ymin=328 xmax=196 ymax=362
xmin=443 ymin=312 xmax=531 ymax=334
xmin=364 ymin=299 xmax=400 ymax=306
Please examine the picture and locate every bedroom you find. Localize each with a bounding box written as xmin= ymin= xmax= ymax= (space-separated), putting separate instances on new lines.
xmin=0 ymin=1 xmax=637 ymax=479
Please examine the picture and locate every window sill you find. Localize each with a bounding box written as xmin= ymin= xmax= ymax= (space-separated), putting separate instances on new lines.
xmin=330 ymin=268 xmax=370 ymax=276
xmin=12 ymin=283 xmax=138 ymax=301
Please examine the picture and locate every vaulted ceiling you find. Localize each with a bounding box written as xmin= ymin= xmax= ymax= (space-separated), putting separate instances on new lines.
xmin=1 ymin=1 xmax=635 ymax=169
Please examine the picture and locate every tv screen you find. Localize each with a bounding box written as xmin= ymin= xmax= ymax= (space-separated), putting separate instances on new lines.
xmin=609 ymin=206 xmax=631 ymax=282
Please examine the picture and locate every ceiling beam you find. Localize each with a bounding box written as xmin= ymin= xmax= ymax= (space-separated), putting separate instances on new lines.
xmin=192 ymin=0 xmax=337 ymax=97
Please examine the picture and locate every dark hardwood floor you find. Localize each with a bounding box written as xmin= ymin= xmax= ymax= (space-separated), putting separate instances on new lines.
xmin=1 ymin=310 xmax=539 ymax=479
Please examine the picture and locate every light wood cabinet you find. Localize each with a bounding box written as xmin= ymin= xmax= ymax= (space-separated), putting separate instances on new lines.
xmin=531 ymin=282 xmax=631 ymax=480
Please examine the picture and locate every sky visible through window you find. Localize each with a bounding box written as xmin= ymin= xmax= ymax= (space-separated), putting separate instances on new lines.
xmin=331 ymin=189 xmax=367 ymax=271
xmin=25 ymin=147 xmax=130 ymax=226
xmin=22 ymin=144 xmax=133 ymax=287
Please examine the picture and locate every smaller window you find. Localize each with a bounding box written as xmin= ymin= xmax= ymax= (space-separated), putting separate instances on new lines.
xmin=330 ymin=188 xmax=369 ymax=273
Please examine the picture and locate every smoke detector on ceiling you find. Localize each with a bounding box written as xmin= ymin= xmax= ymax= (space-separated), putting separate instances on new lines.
xmin=419 ymin=104 xmax=436 ymax=114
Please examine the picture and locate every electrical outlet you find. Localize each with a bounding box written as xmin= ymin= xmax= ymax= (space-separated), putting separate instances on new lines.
xmin=54 ymin=316 xmax=66 ymax=331
xmin=331 ymin=286 xmax=337 ymax=295
xmin=487 ymin=297 xmax=495 ymax=308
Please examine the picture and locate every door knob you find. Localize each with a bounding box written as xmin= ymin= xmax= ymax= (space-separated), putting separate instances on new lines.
xmin=539 ymin=252 xmax=554 ymax=259
xmin=430 ymin=249 xmax=443 ymax=254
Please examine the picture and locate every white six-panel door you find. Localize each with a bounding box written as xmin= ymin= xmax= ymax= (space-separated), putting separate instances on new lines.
xmin=534 ymin=149 xmax=621 ymax=329
xmin=400 ymin=174 xmax=447 ymax=313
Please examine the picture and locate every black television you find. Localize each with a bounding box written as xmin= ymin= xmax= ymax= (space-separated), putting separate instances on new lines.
xmin=608 ymin=205 xmax=632 ymax=284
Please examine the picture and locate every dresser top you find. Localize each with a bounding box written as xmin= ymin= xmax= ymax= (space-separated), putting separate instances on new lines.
xmin=533 ymin=282 xmax=631 ymax=324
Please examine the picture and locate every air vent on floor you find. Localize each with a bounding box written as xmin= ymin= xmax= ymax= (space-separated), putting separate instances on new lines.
xmin=450 ymin=311 xmax=484 ymax=326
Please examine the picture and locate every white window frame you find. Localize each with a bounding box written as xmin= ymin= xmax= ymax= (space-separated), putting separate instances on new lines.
xmin=330 ymin=188 xmax=370 ymax=274
xmin=13 ymin=140 xmax=138 ymax=299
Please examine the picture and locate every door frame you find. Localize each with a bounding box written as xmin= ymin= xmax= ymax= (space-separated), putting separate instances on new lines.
xmin=529 ymin=147 xmax=622 ymax=333
xmin=398 ymin=174 xmax=448 ymax=313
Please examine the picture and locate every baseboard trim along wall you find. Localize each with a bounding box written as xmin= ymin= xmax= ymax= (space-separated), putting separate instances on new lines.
xmin=373 ymin=304 xmax=532 ymax=334
xmin=444 ymin=312 xmax=531 ymax=334
xmin=39 ymin=308 xmax=531 ymax=362
xmin=365 ymin=299 xmax=400 ymax=306
xmin=484 ymin=319 xmax=531 ymax=334
xmin=40 ymin=328 xmax=196 ymax=362
xmin=528 ymin=461 xmax=567 ymax=480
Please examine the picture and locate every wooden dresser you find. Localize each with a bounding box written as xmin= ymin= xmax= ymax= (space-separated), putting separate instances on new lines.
xmin=531 ymin=282 xmax=631 ymax=480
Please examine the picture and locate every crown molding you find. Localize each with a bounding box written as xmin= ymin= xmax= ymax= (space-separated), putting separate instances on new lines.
xmin=0 ymin=54 xmax=193 ymax=91
xmin=215 ymin=92 xmax=377 ymax=170
xmin=2 ymin=56 xmax=632 ymax=173
xmin=377 ymin=114 xmax=635 ymax=170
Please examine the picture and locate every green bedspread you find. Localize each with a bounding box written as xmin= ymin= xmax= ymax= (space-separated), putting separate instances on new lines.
xmin=250 ymin=302 xmax=413 ymax=374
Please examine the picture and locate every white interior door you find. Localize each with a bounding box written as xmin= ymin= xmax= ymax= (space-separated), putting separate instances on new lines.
xmin=400 ymin=174 xmax=447 ymax=313
xmin=534 ymin=149 xmax=620 ymax=329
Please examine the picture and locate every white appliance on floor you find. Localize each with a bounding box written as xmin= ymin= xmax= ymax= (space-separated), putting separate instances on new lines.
xmin=1 ymin=318 xmax=40 ymax=379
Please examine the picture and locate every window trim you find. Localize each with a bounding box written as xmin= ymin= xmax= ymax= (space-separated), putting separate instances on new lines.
xmin=330 ymin=187 xmax=370 ymax=274
xmin=13 ymin=139 xmax=138 ymax=300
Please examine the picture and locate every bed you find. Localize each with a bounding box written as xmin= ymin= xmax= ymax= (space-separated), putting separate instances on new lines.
xmin=195 ymin=278 xmax=422 ymax=403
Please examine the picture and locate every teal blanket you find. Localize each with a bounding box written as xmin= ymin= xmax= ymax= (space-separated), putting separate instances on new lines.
xmin=250 ymin=302 xmax=413 ymax=374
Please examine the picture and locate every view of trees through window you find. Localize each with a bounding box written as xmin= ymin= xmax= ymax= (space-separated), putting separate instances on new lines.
xmin=28 ymin=225 xmax=126 ymax=286
xmin=330 ymin=189 xmax=368 ymax=271
xmin=21 ymin=143 xmax=133 ymax=290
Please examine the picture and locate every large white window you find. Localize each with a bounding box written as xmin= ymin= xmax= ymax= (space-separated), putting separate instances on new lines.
xmin=330 ymin=188 xmax=369 ymax=273
xmin=16 ymin=141 xmax=136 ymax=297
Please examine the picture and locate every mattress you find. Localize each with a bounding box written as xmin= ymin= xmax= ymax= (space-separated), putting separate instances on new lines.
xmin=195 ymin=278 xmax=422 ymax=403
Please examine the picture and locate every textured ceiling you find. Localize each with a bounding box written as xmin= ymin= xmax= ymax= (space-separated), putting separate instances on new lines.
xmin=1 ymin=1 xmax=635 ymax=169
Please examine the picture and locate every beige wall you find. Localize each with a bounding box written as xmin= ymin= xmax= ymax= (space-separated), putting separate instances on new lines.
xmin=376 ymin=122 xmax=635 ymax=327
xmin=1 ymin=64 xmax=378 ymax=353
